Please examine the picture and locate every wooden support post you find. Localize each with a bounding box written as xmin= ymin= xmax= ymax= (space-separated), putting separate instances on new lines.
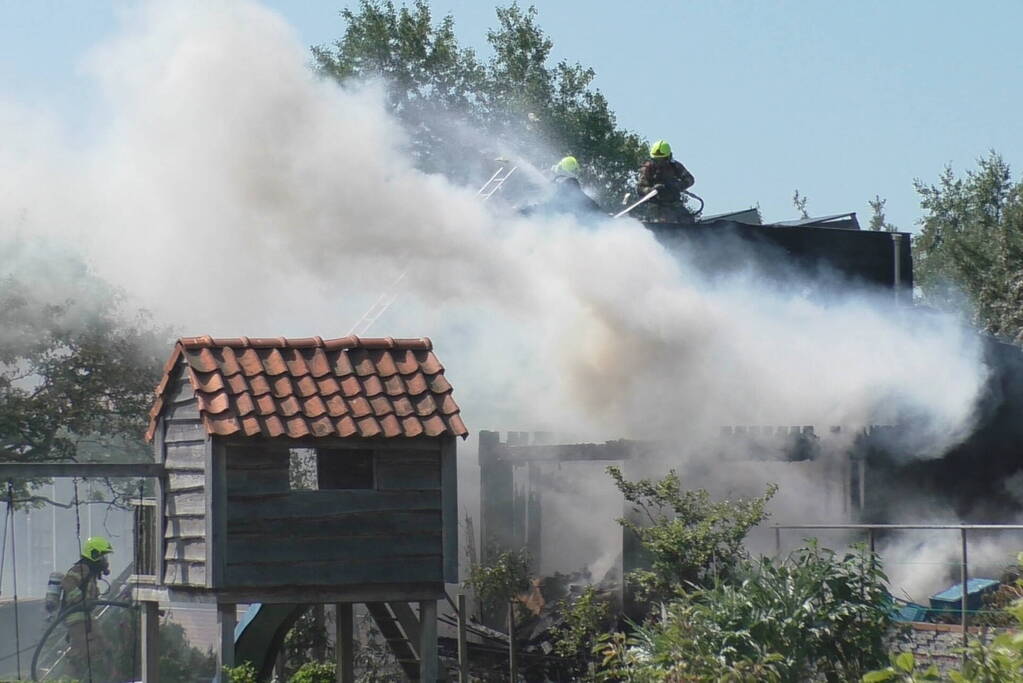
xmin=142 ymin=601 xmax=160 ymax=683
xmin=457 ymin=594 xmax=468 ymax=682
xmin=217 ymin=603 xmax=236 ymax=673
xmin=419 ymin=600 xmax=438 ymax=683
xmin=507 ymin=601 xmax=517 ymax=682
xmin=336 ymin=603 xmax=354 ymax=683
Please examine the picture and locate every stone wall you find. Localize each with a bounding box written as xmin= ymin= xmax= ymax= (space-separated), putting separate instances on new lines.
xmin=887 ymin=622 xmax=1008 ymax=675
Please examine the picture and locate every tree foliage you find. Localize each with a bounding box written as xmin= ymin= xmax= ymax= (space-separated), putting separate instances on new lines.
xmin=313 ymin=1 xmax=647 ymax=205
xmin=609 ymin=465 xmax=776 ymax=604
xmin=600 ymin=544 xmax=891 ymax=683
xmin=0 ymin=239 xmax=169 ymax=498
xmin=913 ymin=151 xmax=1023 ymax=342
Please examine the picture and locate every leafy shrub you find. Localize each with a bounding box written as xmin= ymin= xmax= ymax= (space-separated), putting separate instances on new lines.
xmin=223 ymin=661 xmax=258 ymax=683
xmin=290 ymin=661 xmax=335 ymax=683
xmin=600 ymin=543 xmax=891 ymax=682
xmin=609 ymin=465 xmax=776 ymax=605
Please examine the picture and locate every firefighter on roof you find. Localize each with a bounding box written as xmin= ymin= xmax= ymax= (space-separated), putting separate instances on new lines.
xmin=637 ymin=140 xmax=696 ymax=222
xmin=54 ymin=536 xmax=114 ymax=682
xmin=521 ymin=155 xmax=603 ymax=218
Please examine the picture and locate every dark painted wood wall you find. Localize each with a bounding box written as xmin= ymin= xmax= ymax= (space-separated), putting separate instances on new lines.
xmin=221 ymin=440 xmax=456 ymax=589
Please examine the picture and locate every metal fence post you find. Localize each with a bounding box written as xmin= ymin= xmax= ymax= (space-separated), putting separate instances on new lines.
xmin=457 ymin=594 xmax=468 ymax=682
xmin=508 ymin=600 xmax=517 ymax=682
xmin=961 ymin=527 xmax=969 ymax=652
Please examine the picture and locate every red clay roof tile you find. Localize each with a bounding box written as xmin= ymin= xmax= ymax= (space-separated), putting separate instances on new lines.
xmin=191 ymin=370 xmax=225 ymax=394
xmin=197 ymin=390 xmax=230 ymax=415
xmin=347 ymin=396 xmax=372 ymax=418
xmin=260 ymin=348 xmax=289 ymax=376
xmin=348 ymin=349 xmax=376 ymax=377
xmin=369 ymin=349 xmax=398 ymax=377
xmin=416 ymin=351 xmax=443 ymax=375
xmin=186 ymin=347 xmax=219 ymax=373
xmin=355 ymin=415 xmax=382 ymax=438
xmin=393 ymin=349 xmax=419 ymax=375
xmin=360 ymin=375 xmax=384 ymax=397
xmin=270 ymin=375 xmax=294 ymax=399
xmin=379 ymin=414 xmax=402 ymax=438
xmin=237 ymin=348 xmax=263 ymax=377
xmin=404 ymin=373 xmax=428 ymax=396
xmin=277 ymin=395 xmax=301 ymax=417
xmin=413 ymin=393 xmax=438 ymax=417
xmin=306 ymin=348 xmax=331 ymax=378
xmin=428 ymin=374 xmax=453 ymax=394
xmin=400 ymin=414 xmax=424 ymax=437
xmin=315 ymin=375 xmax=341 ymax=396
xmin=225 ymin=373 xmax=250 ymax=395
xmin=323 ymin=394 xmax=348 ymax=417
xmin=331 ymin=352 xmax=355 ymax=377
xmin=212 ymin=346 xmax=242 ymax=377
xmin=234 ymin=392 xmax=256 ymax=416
xmin=382 ymin=375 xmax=406 ymax=396
xmin=255 ymin=393 xmax=276 ymax=416
xmin=335 ymin=415 xmax=358 ymax=437
xmin=369 ymin=394 xmax=394 ymax=417
xmin=392 ymin=396 xmax=414 ymax=417
xmin=248 ymin=375 xmax=271 ymax=396
xmin=294 ymin=375 xmax=318 ymax=398
xmin=146 ymin=336 xmax=466 ymax=442
xmin=283 ymin=348 xmax=310 ymax=377
xmin=421 ymin=414 xmax=446 ymax=437
xmin=301 ymin=395 xmax=327 ymax=418
xmin=339 ymin=375 xmax=362 ymax=397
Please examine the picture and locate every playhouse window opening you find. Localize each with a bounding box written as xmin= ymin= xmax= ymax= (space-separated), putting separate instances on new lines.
xmin=317 ymin=448 xmax=374 ymax=490
xmin=289 ymin=448 xmax=319 ymax=490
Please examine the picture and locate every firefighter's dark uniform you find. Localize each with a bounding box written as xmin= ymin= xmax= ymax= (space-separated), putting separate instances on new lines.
xmin=637 ymin=158 xmax=696 ymax=222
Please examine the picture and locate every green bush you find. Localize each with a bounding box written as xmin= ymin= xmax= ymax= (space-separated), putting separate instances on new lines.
xmin=223 ymin=661 xmax=258 ymax=683
xmin=609 ymin=465 xmax=776 ymax=605
xmin=600 ymin=543 xmax=891 ymax=682
xmin=290 ymin=661 xmax=335 ymax=683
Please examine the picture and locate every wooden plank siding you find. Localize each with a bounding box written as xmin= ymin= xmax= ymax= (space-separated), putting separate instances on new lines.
xmin=222 ymin=443 xmax=446 ymax=588
xmin=160 ymin=367 xmax=209 ymax=588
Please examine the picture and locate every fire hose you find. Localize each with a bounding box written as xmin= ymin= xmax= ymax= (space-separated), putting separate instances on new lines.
xmin=31 ymin=599 xmax=136 ymax=682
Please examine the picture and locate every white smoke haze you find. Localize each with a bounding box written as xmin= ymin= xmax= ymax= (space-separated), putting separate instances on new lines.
xmin=0 ymin=1 xmax=1000 ymax=591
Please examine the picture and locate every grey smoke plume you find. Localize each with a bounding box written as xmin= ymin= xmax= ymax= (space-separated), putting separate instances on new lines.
xmin=0 ymin=1 xmax=991 ymax=542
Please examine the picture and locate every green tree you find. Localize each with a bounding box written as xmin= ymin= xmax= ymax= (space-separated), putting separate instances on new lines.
xmin=913 ymin=152 xmax=1023 ymax=341
xmin=608 ymin=465 xmax=776 ymax=604
xmin=313 ymin=1 xmax=647 ymax=206
xmin=0 ymin=238 xmax=169 ymax=499
xmin=869 ymin=195 xmax=898 ymax=232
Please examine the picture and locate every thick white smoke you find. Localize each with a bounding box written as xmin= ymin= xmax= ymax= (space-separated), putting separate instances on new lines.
xmin=0 ymin=0 xmax=992 ymax=567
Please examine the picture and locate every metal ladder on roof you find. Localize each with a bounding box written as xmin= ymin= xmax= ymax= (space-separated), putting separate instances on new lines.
xmin=346 ymin=163 xmax=516 ymax=337
xmin=366 ymin=601 xmax=448 ymax=681
xmin=347 ymin=271 xmax=406 ymax=337
xmin=476 ymin=163 xmax=517 ymax=200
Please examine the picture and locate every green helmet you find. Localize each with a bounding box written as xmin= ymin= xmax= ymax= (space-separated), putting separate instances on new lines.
xmin=650 ymin=140 xmax=672 ymax=159
xmin=552 ymin=155 xmax=580 ymax=178
xmin=82 ymin=536 xmax=114 ymax=561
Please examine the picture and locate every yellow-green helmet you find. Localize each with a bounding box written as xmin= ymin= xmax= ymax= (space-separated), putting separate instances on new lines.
xmin=552 ymin=155 xmax=580 ymax=178
xmin=82 ymin=536 xmax=113 ymax=561
xmin=650 ymin=140 xmax=672 ymax=159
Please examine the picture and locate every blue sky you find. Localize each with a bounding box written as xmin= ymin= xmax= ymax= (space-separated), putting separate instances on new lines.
xmin=3 ymin=1 xmax=1021 ymax=229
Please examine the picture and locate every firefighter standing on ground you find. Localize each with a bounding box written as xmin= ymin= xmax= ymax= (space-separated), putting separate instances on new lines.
xmin=52 ymin=536 xmax=114 ymax=681
xmin=636 ymin=140 xmax=696 ymax=222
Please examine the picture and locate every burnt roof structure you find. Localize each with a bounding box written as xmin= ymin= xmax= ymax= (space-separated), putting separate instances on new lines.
xmin=147 ymin=335 xmax=467 ymax=442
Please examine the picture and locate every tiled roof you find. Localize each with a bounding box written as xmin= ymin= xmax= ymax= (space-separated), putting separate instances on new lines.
xmin=146 ymin=336 xmax=467 ymax=442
